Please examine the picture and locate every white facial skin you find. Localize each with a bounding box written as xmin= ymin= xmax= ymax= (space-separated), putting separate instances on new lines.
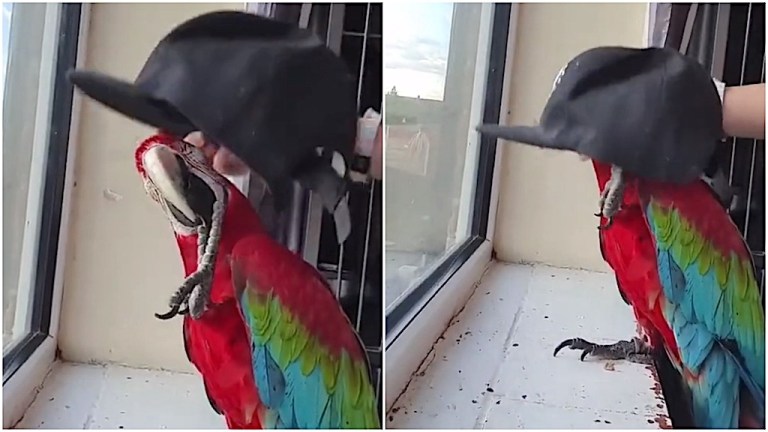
xmin=142 ymin=140 xmax=227 ymax=236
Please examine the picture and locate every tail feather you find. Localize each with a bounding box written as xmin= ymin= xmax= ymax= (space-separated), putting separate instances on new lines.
xmin=684 ymin=346 xmax=766 ymax=429
xmin=739 ymin=386 xmax=766 ymax=429
xmin=716 ymin=339 xmax=766 ymax=421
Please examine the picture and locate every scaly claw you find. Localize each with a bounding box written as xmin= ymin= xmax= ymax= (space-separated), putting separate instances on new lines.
xmin=154 ymin=270 xmax=212 ymax=320
xmin=155 ymin=200 xmax=224 ymax=322
xmin=155 ymin=303 xmax=183 ymax=320
xmin=554 ymin=336 xmax=652 ymax=364
xmin=594 ymin=165 xmax=625 ymax=230
xmin=188 ymin=283 xmax=211 ymax=319
xmin=597 ymin=217 xmax=614 ymax=230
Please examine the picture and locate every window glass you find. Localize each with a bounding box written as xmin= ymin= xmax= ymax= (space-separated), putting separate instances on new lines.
xmin=3 ymin=2 xmax=61 ymax=353
xmin=384 ymin=2 xmax=495 ymax=309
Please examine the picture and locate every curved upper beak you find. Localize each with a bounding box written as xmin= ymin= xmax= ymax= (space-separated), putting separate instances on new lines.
xmin=142 ymin=145 xmax=197 ymax=224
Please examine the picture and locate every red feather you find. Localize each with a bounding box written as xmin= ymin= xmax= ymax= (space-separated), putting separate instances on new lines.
xmin=230 ymin=233 xmax=367 ymax=361
xmin=591 ymin=162 xmax=681 ymax=364
xmin=174 ymin=184 xmax=265 ymax=429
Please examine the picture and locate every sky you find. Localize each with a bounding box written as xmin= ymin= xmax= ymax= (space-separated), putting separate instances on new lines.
xmin=383 ymin=2 xmax=453 ymax=101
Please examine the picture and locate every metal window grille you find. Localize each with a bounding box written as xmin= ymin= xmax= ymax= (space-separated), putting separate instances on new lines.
xmin=661 ymin=3 xmax=765 ymax=300
xmin=648 ymin=5 xmax=764 ymax=426
xmin=247 ymin=2 xmax=383 ymax=418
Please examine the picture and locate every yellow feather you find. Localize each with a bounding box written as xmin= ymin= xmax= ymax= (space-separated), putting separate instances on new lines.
xmin=321 ymin=352 xmax=338 ymax=391
xmin=300 ymin=339 xmax=319 ymax=376
xmin=687 ymin=229 xmax=705 ymax=263
xmin=291 ymin=327 xmax=310 ymax=362
xmin=731 ymin=254 xmax=748 ymax=299
xmin=698 ymin=246 xmax=713 ymax=275
xmin=342 ymin=351 xmax=362 ymax=405
xmin=714 ymin=253 xmax=730 ymax=287
xmin=264 ymin=297 xmax=283 ymax=341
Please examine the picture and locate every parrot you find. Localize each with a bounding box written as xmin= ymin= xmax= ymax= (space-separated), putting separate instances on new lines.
xmin=134 ymin=132 xmax=380 ymax=429
xmin=475 ymin=44 xmax=764 ymax=429
xmin=550 ymin=161 xmax=765 ymax=429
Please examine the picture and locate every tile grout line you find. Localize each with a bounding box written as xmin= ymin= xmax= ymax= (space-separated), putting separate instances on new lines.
xmin=473 ymin=265 xmax=536 ymax=429
xmin=81 ymin=364 xmax=110 ymax=429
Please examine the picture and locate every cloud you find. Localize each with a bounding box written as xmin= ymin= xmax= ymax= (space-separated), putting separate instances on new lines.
xmin=385 ymin=37 xmax=447 ymax=76
xmin=383 ymin=3 xmax=454 ymax=100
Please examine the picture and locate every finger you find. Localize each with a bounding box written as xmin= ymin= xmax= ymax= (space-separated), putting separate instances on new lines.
xmin=183 ymin=131 xmax=217 ymax=161
xmin=212 ymin=147 xmax=249 ymax=176
xmin=183 ymin=131 xmax=206 ymax=148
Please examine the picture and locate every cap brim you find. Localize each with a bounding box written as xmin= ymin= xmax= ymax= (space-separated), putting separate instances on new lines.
xmin=476 ymin=123 xmax=564 ymax=150
xmin=68 ymin=70 xmax=196 ymax=137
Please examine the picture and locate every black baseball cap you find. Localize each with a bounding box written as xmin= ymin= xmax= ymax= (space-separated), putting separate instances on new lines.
xmin=68 ymin=10 xmax=357 ymax=209
xmin=477 ymin=46 xmax=723 ymax=184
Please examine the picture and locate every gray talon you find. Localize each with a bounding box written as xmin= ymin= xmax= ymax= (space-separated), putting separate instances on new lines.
xmin=595 ymin=165 xmax=625 ymax=226
xmin=188 ymin=284 xmax=208 ymax=319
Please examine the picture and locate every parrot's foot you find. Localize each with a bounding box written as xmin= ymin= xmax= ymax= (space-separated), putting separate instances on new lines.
xmin=155 ymin=270 xmax=212 ymax=320
xmin=553 ymin=337 xmax=652 ymax=364
xmin=594 ymin=165 xmax=624 ymax=230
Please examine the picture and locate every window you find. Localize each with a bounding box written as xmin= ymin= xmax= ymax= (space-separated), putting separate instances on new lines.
xmin=3 ymin=3 xmax=81 ymax=382
xmin=384 ymin=3 xmax=511 ymax=336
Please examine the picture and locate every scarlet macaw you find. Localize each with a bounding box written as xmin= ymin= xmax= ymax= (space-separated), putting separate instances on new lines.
xmin=477 ymin=45 xmax=765 ymax=428
xmin=134 ymin=133 xmax=379 ymax=429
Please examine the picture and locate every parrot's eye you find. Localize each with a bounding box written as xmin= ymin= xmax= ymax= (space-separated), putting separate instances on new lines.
xmin=179 ymin=141 xmax=208 ymax=166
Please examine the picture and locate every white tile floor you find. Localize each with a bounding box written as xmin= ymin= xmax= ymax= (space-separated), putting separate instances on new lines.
xmin=15 ymin=362 xmax=225 ymax=429
xmin=387 ymin=263 xmax=669 ymax=429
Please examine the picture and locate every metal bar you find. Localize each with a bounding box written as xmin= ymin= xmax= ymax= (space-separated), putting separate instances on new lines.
xmin=356 ymin=3 xmax=372 ymax=105
xmin=728 ymin=3 xmax=754 ymax=186
xmin=336 ymin=3 xmax=372 ymax=298
xmin=710 ymin=4 xmax=731 ymax=80
xmin=743 ymin=50 xmax=763 ymax=238
xmin=356 ymin=181 xmax=376 ymax=330
xmin=680 ymin=3 xmax=698 ymax=56
xmin=297 ymin=3 xmax=342 ymax=267
xmin=298 ymin=3 xmax=312 ymax=29
xmin=352 ymin=2 xmax=373 ymax=329
xmin=326 ymin=3 xmax=345 ymax=55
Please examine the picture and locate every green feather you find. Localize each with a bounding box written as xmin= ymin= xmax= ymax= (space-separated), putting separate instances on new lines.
xmin=648 ymin=199 xmax=765 ymax=390
xmin=233 ymin=250 xmax=380 ymax=428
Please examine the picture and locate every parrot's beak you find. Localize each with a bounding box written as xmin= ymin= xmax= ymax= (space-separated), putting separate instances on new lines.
xmin=143 ymin=145 xmax=201 ymax=227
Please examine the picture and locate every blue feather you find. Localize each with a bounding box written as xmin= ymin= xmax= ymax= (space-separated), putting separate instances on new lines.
xmin=281 ymin=361 xmax=332 ymax=428
xmin=646 ymin=202 xmax=758 ymax=428
xmin=716 ymin=339 xmax=766 ymax=420
xmin=252 ymin=344 xmax=286 ymax=410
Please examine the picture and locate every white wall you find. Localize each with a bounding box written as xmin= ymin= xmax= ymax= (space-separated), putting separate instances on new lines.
xmin=59 ymin=3 xmax=242 ymax=372
xmin=57 ymin=1 xmax=651 ymax=372
xmin=494 ymin=3 xmax=649 ymax=272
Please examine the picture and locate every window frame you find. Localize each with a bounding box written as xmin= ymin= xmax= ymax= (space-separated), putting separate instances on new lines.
xmin=2 ymin=3 xmax=84 ymax=427
xmin=384 ymin=3 xmax=517 ymax=409
xmin=385 ymin=3 xmax=513 ymax=343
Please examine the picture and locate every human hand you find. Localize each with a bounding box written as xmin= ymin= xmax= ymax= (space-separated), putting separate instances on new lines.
xmin=184 ymin=116 xmax=384 ymax=180
xmin=183 ymin=132 xmax=250 ymax=176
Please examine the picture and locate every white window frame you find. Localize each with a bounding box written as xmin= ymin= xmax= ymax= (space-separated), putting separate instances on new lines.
xmin=385 ymin=3 xmax=519 ymax=410
xmin=2 ymin=3 xmax=89 ymax=428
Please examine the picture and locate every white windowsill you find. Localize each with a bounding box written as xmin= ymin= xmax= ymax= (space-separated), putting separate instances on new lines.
xmin=387 ymin=262 xmax=669 ymax=429
xmin=14 ymin=362 xmax=225 ymax=429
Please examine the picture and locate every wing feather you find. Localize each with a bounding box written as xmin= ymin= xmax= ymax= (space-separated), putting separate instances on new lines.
xmin=643 ymin=194 xmax=764 ymax=428
xmin=231 ymin=236 xmax=380 ymax=429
